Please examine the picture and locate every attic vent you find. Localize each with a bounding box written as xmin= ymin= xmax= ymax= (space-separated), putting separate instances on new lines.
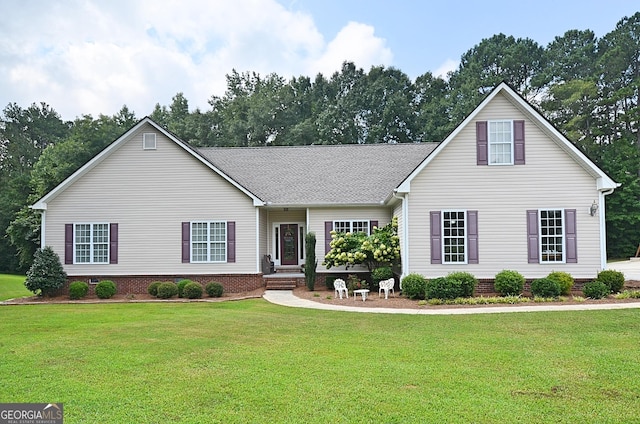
xmin=143 ymin=133 xmax=157 ymax=150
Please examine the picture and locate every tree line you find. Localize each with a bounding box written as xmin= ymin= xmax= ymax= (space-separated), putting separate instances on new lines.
xmin=1 ymin=13 xmax=639 ymax=273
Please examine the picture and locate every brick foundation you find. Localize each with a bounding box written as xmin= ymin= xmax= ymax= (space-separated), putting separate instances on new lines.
xmin=59 ymin=274 xmax=595 ymax=297
xmin=63 ymin=274 xmax=264 ymax=296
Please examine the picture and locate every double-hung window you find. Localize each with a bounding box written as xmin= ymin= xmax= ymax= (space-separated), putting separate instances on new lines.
xmin=75 ymin=223 xmax=109 ymax=264
xmin=333 ymin=220 xmax=370 ymax=235
xmin=442 ymin=211 xmax=466 ymax=263
xmin=539 ymin=209 xmax=564 ymax=263
xmin=191 ymin=221 xmax=227 ymax=262
xmin=527 ymin=209 xmax=576 ymax=264
xmin=489 ymin=120 xmax=513 ymax=165
xmin=430 ymin=210 xmax=478 ymax=265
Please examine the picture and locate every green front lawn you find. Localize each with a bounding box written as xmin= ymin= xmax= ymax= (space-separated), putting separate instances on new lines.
xmin=0 ymin=274 xmax=31 ymax=300
xmin=1 ymin=300 xmax=639 ymax=423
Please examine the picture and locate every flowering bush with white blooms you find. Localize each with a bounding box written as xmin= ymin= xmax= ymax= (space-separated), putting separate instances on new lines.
xmin=322 ymin=216 xmax=400 ymax=271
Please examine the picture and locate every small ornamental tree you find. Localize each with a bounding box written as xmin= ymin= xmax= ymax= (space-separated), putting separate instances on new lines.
xmin=323 ymin=216 xmax=400 ymax=271
xmin=24 ymin=246 xmax=67 ymax=296
xmin=304 ymin=232 xmax=317 ymax=291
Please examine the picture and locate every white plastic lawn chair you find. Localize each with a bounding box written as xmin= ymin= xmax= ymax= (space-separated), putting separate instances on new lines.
xmin=334 ymin=278 xmax=348 ymax=299
xmin=378 ymin=278 xmax=395 ymax=299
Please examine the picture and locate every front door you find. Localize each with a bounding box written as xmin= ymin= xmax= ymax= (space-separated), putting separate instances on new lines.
xmin=280 ymin=224 xmax=298 ymax=265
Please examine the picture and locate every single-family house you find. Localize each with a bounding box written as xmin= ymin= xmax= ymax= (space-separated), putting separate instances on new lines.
xmin=31 ymin=82 xmax=618 ymax=294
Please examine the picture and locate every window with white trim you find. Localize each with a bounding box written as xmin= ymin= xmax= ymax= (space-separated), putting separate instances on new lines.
xmin=143 ymin=133 xmax=157 ymax=150
xmin=75 ymin=223 xmax=109 ymax=263
xmin=540 ymin=209 xmax=564 ymax=262
xmin=489 ymin=120 xmax=513 ymax=165
xmin=442 ymin=211 xmax=466 ymax=263
xmin=191 ymin=221 xmax=226 ymax=262
xmin=333 ymin=220 xmax=370 ymax=235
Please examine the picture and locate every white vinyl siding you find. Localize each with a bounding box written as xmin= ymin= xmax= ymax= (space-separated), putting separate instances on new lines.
xmin=406 ymin=92 xmax=604 ymax=279
xmin=75 ymin=223 xmax=109 ymax=264
xmin=44 ymin=123 xmax=256 ymax=276
xmin=489 ymin=120 xmax=513 ymax=165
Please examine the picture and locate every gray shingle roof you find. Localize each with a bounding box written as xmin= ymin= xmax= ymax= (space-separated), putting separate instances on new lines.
xmin=196 ymin=143 xmax=438 ymax=205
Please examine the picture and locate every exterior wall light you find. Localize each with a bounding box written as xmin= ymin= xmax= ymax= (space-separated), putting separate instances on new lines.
xmin=590 ymin=200 xmax=599 ymax=217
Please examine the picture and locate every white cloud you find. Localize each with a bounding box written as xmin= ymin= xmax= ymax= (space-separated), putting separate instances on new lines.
xmin=434 ymin=59 xmax=458 ymax=79
xmin=308 ymin=21 xmax=393 ymax=77
xmin=0 ymin=0 xmax=393 ymax=120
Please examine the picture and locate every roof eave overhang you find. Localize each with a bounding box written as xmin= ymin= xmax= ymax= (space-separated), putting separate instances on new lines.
xmin=262 ymin=202 xmax=389 ymax=208
xmin=30 ymin=202 xmax=46 ymax=211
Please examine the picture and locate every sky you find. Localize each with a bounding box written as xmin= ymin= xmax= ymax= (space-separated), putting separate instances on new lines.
xmin=1 ymin=0 xmax=638 ymax=121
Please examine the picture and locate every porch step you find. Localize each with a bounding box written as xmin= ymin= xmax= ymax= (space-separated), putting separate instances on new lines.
xmin=276 ymin=265 xmax=303 ymax=273
xmin=265 ymin=279 xmax=297 ymax=290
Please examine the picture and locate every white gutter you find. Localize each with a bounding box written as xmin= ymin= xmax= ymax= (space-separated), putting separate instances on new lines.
xmin=256 ymin=208 xmax=261 ymax=273
xmin=600 ymin=187 xmax=616 ymax=270
xmin=40 ymin=210 xmax=46 ymax=248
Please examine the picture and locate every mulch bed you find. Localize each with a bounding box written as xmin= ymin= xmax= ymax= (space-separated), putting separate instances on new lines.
xmin=292 ymin=282 xmax=640 ymax=310
xmin=1 ymin=288 xmax=265 ymax=305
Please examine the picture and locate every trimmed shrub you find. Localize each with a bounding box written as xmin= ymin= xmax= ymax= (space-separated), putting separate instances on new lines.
xmin=148 ymin=281 xmax=162 ymax=297
xmin=69 ymin=281 xmax=89 ymax=300
xmin=157 ymin=282 xmax=178 ymax=299
xmin=325 ymin=276 xmax=338 ymax=290
xmin=176 ymin=279 xmax=193 ymax=298
xmin=401 ymin=273 xmax=427 ymax=300
xmin=447 ymin=271 xmax=478 ymax=298
xmin=205 ymin=282 xmax=224 ymax=298
xmin=583 ymin=281 xmax=610 ymax=299
xmin=547 ymin=271 xmax=574 ymax=296
xmin=494 ymin=270 xmax=525 ymax=296
xmin=425 ymin=277 xmax=459 ymax=300
xmin=24 ymin=246 xmax=67 ymax=296
xmin=95 ymin=280 xmax=117 ymax=299
xmin=371 ymin=266 xmax=393 ymax=289
xmin=530 ymin=278 xmax=561 ymax=298
xmin=596 ymin=270 xmax=625 ymax=294
xmin=183 ymin=282 xmax=203 ymax=299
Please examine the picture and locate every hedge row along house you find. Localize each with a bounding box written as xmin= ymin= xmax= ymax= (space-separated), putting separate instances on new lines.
xmin=31 ymin=82 xmax=619 ymax=294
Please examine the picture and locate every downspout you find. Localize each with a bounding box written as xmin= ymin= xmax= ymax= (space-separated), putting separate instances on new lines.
xmin=40 ymin=210 xmax=46 ymax=248
xmin=599 ymin=188 xmax=616 ymax=270
xmin=256 ymin=208 xmax=260 ymax=273
xmin=392 ymin=190 xmax=408 ymax=288
xmin=306 ymin=207 xmax=310 ymax=265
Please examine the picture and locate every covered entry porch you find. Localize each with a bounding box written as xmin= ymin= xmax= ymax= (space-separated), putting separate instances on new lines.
xmin=266 ymin=208 xmax=308 ymax=269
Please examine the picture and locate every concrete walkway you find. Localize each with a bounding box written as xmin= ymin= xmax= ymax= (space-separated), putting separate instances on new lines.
xmin=263 ymin=259 xmax=640 ymax=315
xmin=607 ymin=259 xmax=640 ymax=280
xmin=263 ymin=290 xmax=640 ymax=315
